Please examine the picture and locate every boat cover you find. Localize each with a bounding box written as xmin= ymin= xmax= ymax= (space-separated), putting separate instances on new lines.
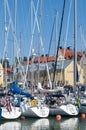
xmin=11 ymin=82 xmax=34 ymax=99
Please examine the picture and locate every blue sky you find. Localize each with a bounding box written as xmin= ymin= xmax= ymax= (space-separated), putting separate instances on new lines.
xmin=0 ymin=0 xmax=86 ymax=64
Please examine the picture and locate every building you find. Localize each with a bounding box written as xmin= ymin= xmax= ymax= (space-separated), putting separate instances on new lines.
xmin=23 ymin=59 xmax=84 ymax=86
xmin=0 ymin=63 xmax=4 ymax=87
xmin=4 ymin=47 xmax=85 ymax=87
xmin=79 ymin=52 xmax=86 ymax=83
xmin=23 ymin=47 xmax=84 ymax=86
xmin=58 ymin=47 xmax=73 ymax=60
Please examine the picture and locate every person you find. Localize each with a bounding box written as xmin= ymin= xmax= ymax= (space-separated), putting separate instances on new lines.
xmin=5 ymin=95 xmax=12 ymax=112
xmin=7 ymin=100 xmax=12 ymax=112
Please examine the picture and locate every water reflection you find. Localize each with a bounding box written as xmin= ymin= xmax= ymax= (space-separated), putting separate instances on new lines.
xmin=50 ymin=117 xmax=79 ymax=130
xmin=0 ymin=118 xmax=49 ymax=130
xmin=0 ymin=121 xmax=21 ymax=130
xmin=79 ymin=117 xmax=86 ymax=130
xmin=60 ymin=118 xmax=78 ymax=130
xmin=0 ymin=116 xmax=86 ymax=130
xmin=21 ymin=118 xmax=49 ymax=130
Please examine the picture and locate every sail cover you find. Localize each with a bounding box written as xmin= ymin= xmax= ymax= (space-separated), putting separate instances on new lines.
xmin=11 ymin=82 xmax=34 ymax=99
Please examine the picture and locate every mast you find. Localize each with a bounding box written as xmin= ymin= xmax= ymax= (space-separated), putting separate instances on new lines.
xmin=74 ymin=0 xmax=77 ymax=93
xmin=30 ymin=0 xmax=34 ymax=91
xmin=55 ymin=11 xmax=58 ymax=56
xmin=37 ymin=0 xmax=42 ymax=83
xmin=19 ymin=32 xmax=22 ymax=59
xmin=13 ymin=0 xmax=17 ymax=81
xmin=52 ymin=0 xmax=66 ymax=89
xmin=30 ymin=0 xmax=33 ymax=38
xmin=80 ymin=25 xmax=82 ymax=57
xmin=48 ymin=12 xmax=56 ymax=57
xmin=4 ymin=0 xmax=7 ymax=89
xmin=4 ymin=0 xmax=6 ymax=51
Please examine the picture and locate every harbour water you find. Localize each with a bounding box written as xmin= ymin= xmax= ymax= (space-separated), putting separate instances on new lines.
xmin=0 ymin=116 xmax=86 ymax=130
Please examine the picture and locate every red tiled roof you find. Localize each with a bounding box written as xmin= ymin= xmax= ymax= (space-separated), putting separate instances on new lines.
xmin=34 ymin=55 xmax=55 ymax=63
xmin=59 ymin=48 xmax=83 ymax=59
xmin=1 ymin=50 xmax=84 ymax=73
xmin=40 ymin=56 xmax=45 ymax=62
xmin=47 ymin=56 xmax=55 ymax=62
xmin=23 ymin=48 xmax=83 ymax=65
xmin=59 ymin=48 xmax=73 ymax=59
xmin=77 ymin=51 xmax=83 ymax=57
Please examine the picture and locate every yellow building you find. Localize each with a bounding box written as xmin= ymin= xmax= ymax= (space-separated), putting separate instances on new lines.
xmin=64 ymin=60 xmax=84 ymax=86
xmin=83 ymin=64 xmax=86 ymax=83
xmin=27 ymin=59 xmax=84 ymax=86
xmin=0 ymin=63 xmax=3 ymax=87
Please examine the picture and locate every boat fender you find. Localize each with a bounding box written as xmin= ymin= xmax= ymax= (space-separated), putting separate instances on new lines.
xmin=30 ymin=99 xmax=38 ymax=107
xmin=56 ymin=115 xmax=61 ymax=121
xmin=81 ymin=113 xmax=85 ymax=119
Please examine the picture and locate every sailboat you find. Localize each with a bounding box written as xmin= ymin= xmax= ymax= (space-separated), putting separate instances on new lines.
xmin=0 ymin=79 xmax=48 ymax=119
xmin=8 ymin=81 xmax=49 ymax=118
xmin=38 ymin=0 xmax=79 ymax=116
xmin=18 ymin=0 xmax=50 ymax=118
xmin=0 ymin=87 xmax=21 ymax=119
xmin=75 ymin=27 xmax=86 ymax=114
xmin=1 ymin=106 xmax=21 ymax=120
xmin=21 ymin=102 xmax=49 ymax=118
xmin=18 ymin=53 xmax=49 ymax=118
xmin=0 ymin=0 xmax=22 ymax=120
xmin=38 ymin=82 xmax=79 ymax=116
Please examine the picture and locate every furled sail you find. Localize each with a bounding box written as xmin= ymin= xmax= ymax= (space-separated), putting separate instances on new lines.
xmin=11 ymin=82 xmax=34 ymax=99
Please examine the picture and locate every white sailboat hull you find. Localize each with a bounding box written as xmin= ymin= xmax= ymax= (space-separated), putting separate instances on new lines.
xmin=21 ymin=106 xmax=49 ymax=118
xmin=1 ymin=106 xmax=21 ymax=119
xmin=49 ymin=104 xmax=79 ymax=116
